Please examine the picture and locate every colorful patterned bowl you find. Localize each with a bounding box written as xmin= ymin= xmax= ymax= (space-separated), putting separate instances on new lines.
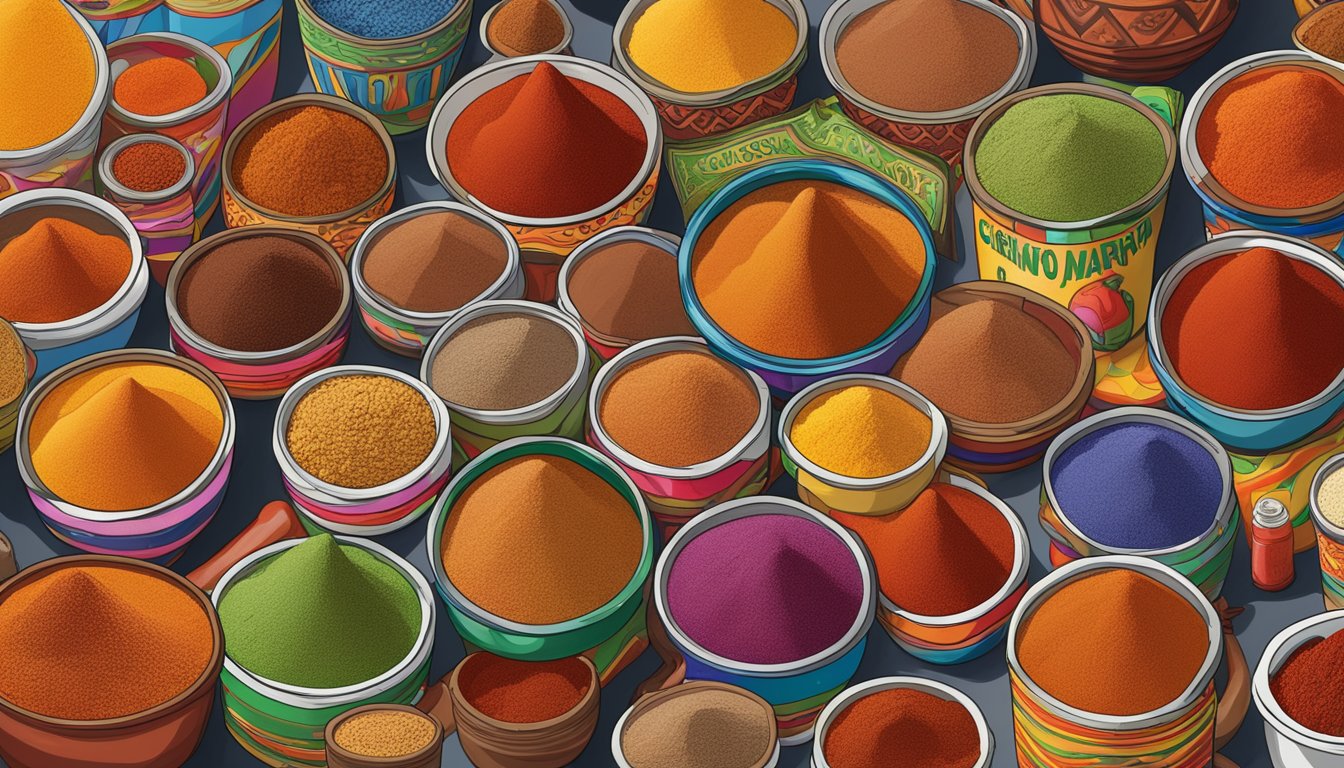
xmin=1037 ymin=0 xmax=1237 ymax=83
xmin=97 ymin=134 xmax=196 ymax=285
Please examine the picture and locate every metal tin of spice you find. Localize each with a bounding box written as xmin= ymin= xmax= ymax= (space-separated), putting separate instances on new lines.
xmin=612 ymin=681 xmax=780 ymax=768
xmin=15 ymin=349 xmax=235 ymax=563
xmin=819 ymin=0 xmax=1035 ymax=176
xmin=0 ymin=319 xmax=36 ymax=454
xmin=421 ymin=300 xmax=590 ymax=466
xmin=1181 ymin=52 xmax=1344 ymax=253
xmin=325 ymin=704 xmax=444 ymax=768
xmin=273 ymin=366 xmax=454 ymax=536
xmin=350 ymin=202 xmax=524 ymax=357
xmin=161 ymin=0 xmax=282 ymax=134
xmin=167 ymin=227 xmax=353 ymax=400
xmin=479 ymin=0 xmax=573 ymax=61
xmin=102 ymin=32 xmax=231 ymax=237
xmin=426 ymin=55 xmax=664 ymax=302
xmin=1148 ymin=231 xmax=1344 ymax=452
xmin=810 ymin=677 xmax=992 ymax=768
xmin=1311 ymin=455 xmax=1344 ymax=611
xmin=588 ymin=337 xmax=773 ymax=536
xmin=1253 ymin=611 xmax=1344 ymax=765
xmin=653 ymin=497 xmax=877 ymax=745
xmin=213 ymin=536 xmax=436 ymax=768
xmin=779 ymin=374 xmax=947 ymax=517
xmin=0 ymin=4 xmax=109 ymax=201
xmin=0 ymin=189 xmax=150 ymax=379
xmin=611 ymin=0 xmax=808 ymax=140
xmin=1040 ymin=407 xmax=1239 ymax=601
xmin=295 ymin=0 xmax=473 ymax=135
xmin=425 ymin=437 xmax=655 ymax=682
xmin=98 ymin=134 xmax=196 ymax=286
xmin=222 ymin=93 xmax=397 ymax=259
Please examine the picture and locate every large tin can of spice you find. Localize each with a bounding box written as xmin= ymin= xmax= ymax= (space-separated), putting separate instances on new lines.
xmin=295 ymin=0 xmax=473 ymax=135
xmin=0 ymin=5 xmax=109 ymax=201
xmin=1253 ymin=612 xmax=1344 ymax=766
xmin=213 ymin=536 xmax=437 ymax=768
xmin=0 ymin=189 xmax=150 ymax=379
xmin=98 ymin=134 xmax=197 ymax=285
xmin=70 ymin=0 xmax=166 ymax=45
xmin=964 ymin=82 xmax=1179 ymax=356
xmin=0 ymin=320 xmax=36 ymax=454
xmin=102 ymin=32 xmax=231 ymax=238
xmin=163 ymin=0 xmax=282 ymax=133
xmin=15 ymin=349 xmax=236 ymax=564
xmin=1039 ymin=408 xmax=1239 ymax=601
xmin=426 ymin=55 xmax=664 ymax=303
xmin=425 ymin=437 xmax=656 ymax=684
xmin=350 ymin=202 xmax=524 ymax=358
xmin=588 ymin=337 xmax=775 ymax=537
xmin=609 ymin=0 xmax=808 ymax=141
xmin=1182 ymin=51 xmax=1344 ymax=254
xmin=1311 ymin=455 xmax=1344 ymax=610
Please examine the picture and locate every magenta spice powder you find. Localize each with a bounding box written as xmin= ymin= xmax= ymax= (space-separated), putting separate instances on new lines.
xmin=666 ymin=514 xmax=865 ymax=665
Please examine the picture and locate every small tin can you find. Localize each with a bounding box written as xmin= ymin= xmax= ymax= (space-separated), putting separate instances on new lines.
xmin=163 ymin=0 xmax=283 ymax=133
xmin=811 ymin=677 xmax=992 ymax=768
xmin=1312 ymin=454 xmax=1344 ymax=610
xmin=98 ymin=134 xmax=196 ymax=285
xmin=479 ymin=0 xmax=573 ymax=61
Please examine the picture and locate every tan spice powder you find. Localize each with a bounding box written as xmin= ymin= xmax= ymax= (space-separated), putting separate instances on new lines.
xmin=429 ymin=312 xmax=577 ymax=411
xmin=286 ymin=374 xmax=436 ymax=489
xmin=621 ymin=688 xmax=772 ymax=768
xmin=333 ymin=710 xmax=437 ymax=758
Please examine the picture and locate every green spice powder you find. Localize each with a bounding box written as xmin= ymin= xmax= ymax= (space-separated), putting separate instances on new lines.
xmin=218 ymin=534 xmax=421 ymax=688
xmin=973 ymin=93 xmax=1166 ymax=222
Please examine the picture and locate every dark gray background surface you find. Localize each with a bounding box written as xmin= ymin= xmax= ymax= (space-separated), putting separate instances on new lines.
xmin=0 ymin=0 xmax=1314 ymax=765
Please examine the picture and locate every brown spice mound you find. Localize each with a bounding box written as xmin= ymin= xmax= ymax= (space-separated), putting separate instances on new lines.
xmin=362 ymin=211 xmax=507 ymax=313
xmin=1303 ymin=3 xmax=1344 ymax=62
xmin=429 ymin=312 xmax=578 ymax=411
xmin=487 ymin=0 xmax=564 ymax=55
xmin=567 ymin=240 xmax=695 ymax=341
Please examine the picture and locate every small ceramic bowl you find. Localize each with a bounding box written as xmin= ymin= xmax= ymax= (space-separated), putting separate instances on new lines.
xmin=811 ymin=677 xmax=993 ymax=768
xmin=479 ymin=0 xmax=573 ymax=60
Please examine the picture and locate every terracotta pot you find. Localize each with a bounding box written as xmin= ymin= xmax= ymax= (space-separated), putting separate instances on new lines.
xmin=1037 ymin=0 xmax=1238 ymax=82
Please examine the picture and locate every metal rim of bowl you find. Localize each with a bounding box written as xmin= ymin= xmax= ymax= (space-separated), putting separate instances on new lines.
xmin=424 ymin=54 xmax=664 ymax=228
xmin=449 ymin=651 xmax=598 ymax=732
xmin=588 ymin=336 xmax=772 ymax=480
xmin=0 ymin=188 xmax=149 ymax=340
xmin=1039 ymin=406 xmax=1236 ymax=559
xmin=478 ymin=0 xmax=573 ymax=58
xmin=1147 ymin=230 xmax=1344 ymax=420
xmin=419 ymin=299 xmax=588 ymax=425
xmin=555 ymin=225 xmax=682 ymax=343
xmin=0 ymin=554 xmax=224 ymax=730
xmin=271 ymin=364 xmax=454 ymax=502
xmin=15 ymin=347 xmax=237 ymax=523
xmin=324 ymin=703 xmax=445 ymax=764
xmin=290 ymin=494 xmax=438 ymax=536
xmin=610 ymin=0 xmax=809 ymax=106
xmin=653 ymin=495 xmax=878 ymax=677
xmin=811 ymin=676 xmax=992 ymax=768
xmin=0 ymin=4 xmax=108 ymax=162
xmin=349 ymin=201 xmax=522 ymax=327
xmin=296 ymin=0 xmax=474 ymax=48
xmin=105 ymin=31 xmax=232 ymax=127
xmin=222 ymin=93 xmax=398 ymax=225
xmin=212 ymin=534 xmax=438 ymax=705
xmin=610 ymin=681 xmax=780 ymax=768
xmin=678 ymin=158 xmax=937 ymax=375
xmin=819 ymin=0 xmax=1035 ymax=125
xmin=1004 ymin=555 xmax=1223 ymax=731
xmin=1252 ymin=610 xmax=1344 ymax=751
xmin=98 ymin=133 xmax=196 ymax=203
xmin=166 ymin=227 xmax=353 ymax=363
xmin=423 ymin=435 xmax=656 ymax=638
xmin=777 ymin=373 xmax=948 ymax=491
xmin=1180 ymin=50 xmax=1344 ymax=221
xmin=962 ymin=81 xmax=1177 ymax=231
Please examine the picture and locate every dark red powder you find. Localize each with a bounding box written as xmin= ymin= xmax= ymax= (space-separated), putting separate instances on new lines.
xmin=446 ymin=62 xmax=646 ymax=219
xmin=459 ymin=654 xmax=590 ymax=724
xmin=834 ymin=484 xmax=1014 ymax=616
xmin=1162 ymin=247 xmax=1344 ymax=410
xmin=112 ymin=142 xmax=187 ymax=193
xmin=1271 ymin=631 xmax=1344 ymax=735
xmin=823 ymin=688 xmax=980 ymax=768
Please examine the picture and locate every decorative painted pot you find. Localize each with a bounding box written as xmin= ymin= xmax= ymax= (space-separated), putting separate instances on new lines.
xmin=15 ymin=349 xmax=236 ymax=564
xmin=163 ymin=0 xmax=282 ymax=133
xmin=426 ymin=54 xmax=664 ymax=302
xmin=610 ymin=0 xmax=808 ymax=141
xmin=295 ymin=0 xmax=473 ymax=135
xmin=1233 ymin=409 xmax=1344 ymax=556
xmin=71 ymin=0 xmax=166 ymax=45
xmin=97 ymin=134 xmax=196 ymax=285
xmin=1253 ymin=611 xmax=1344 ymax=766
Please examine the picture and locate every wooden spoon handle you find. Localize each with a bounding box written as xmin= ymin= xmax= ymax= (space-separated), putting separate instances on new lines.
xmin=187 ymin=501 xmax=305 ymax=593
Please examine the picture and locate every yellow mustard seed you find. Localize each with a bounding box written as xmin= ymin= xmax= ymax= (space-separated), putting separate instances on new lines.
xmin=333 ymin=710 xmax=437 ymax=758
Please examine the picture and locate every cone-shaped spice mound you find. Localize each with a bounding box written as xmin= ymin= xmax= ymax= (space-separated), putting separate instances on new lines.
xmin=566 ymin=240 xmax=694 ymax=341
xmin=1162 ymin=246 xmax=1344 ymax=410
xmin=1271 ymin=628 xmax=1344 ymax=735
xmin=823 ymin=688 xmax=981 ymax=768
xmin=693 ymin=180 xmax=925 ymax=360
xmin=790 ymin=384 xmax=932 ymax=478
xmin=487 ymin=0 xmax=565 ymax=55
xmin=362 ymin=211 xmax=507 ymax=313
xmin=0 ymin=218 xmax=132 ymax=324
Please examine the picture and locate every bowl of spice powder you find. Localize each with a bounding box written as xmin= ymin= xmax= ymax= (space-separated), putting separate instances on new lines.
xmin=350 ymin=201 xmax=524 ymax=357
xmin=422 ymin=300 xmax=588 ymax=460
xmin=223 ymin=93 xmax=396 ymax=257
xmin=813 ymin=677 xmax=991 ymax=768
xmin=1296 ymin=1 xmax=1344 ymax=66
xmin=275 ymin=366 xmax=453 ymax=536
xmin=612 ymin=0 xmax=808 ymax=140
xmin=480 ymin=0 xmax=574 ymax=59
xmin=97 ymin=134 xmax=197 ymax=286
xmin=613 ymin=681 xmax=778 ymax=768
xmin=1256 ymin=611 xmax=1344 ymax=760
xmin=1312 ymin=455 xmax=1344 ymax=611
xmin=589 ymin=337 xmax=773 ymax=534
xmin=325 ymin=704 xmax=443 ymax=768
xmin=779 ymin=374 xmax=947 ymax=517
xmin=0 ymin=555 xmax=222 ymax=768
xmin=0 ymin=319 xmax=35 ymax=453
xmin=427 ymin=55 xmax=661 ymax=299
xmin=0 ymin=188 xmax=149 ymax=378
xmin=892 ymin=281 xmax=1095 ymax=474
xmin=1148 ymin=232 xmax=1344 ymax=452
xmin=167 ymin=227 xmax=352 ymax=400
xmin=820 ymin=0 xmax=1034 ymax=174
xmin=427 ymin=437 xmax=653 ymax=676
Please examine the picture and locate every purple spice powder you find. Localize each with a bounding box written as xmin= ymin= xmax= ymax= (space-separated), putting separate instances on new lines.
xmin=666 ymin=513 xmax=865 ymax=665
